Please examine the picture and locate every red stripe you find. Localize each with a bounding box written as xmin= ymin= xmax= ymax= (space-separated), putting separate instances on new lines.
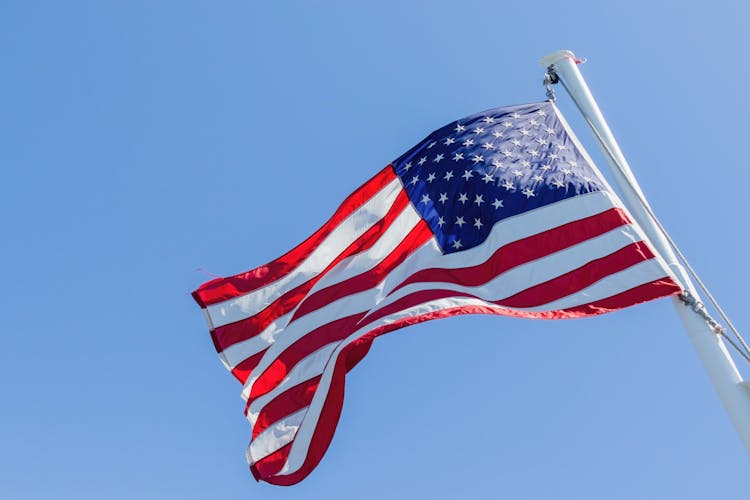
xmin=230 ymin=350 xmax=265 ymax=384
xmin=211 ymin=188 xmax=412 ymax=352
xmin=253 ymin=277 xmax=680 ymax=484
xmin=555 ymin=278 xmax=680 ymax=317
xmin=259 ymin=335 xmax=371 ymax=486
xmin=246 ymin=220 xmax=432 ymax=403
xmin=192 ymin=166 xmax=398 ymax=308
xmin=221 ymin=207 xmax=633 ymax=382
xmin=247 ymin=239 xmax=669 ymax=426
xmin=291 ymin=219 xmax=434 ymax=321
xmin=247 ymin=238 xmax=677 ymax=480
xmin=497 ymin=241 xmax=656 ymax=308
xmin=252 ymin=376 xmax=321 ymax=439
xmin=250 ymin=442 xmax=292 ymax=482
xmin=392 ymin=207 xmax=631 ymax=292
xmin=361 ymin=253 xmax=672 ymax=328
xmin=247 ymin=313 xmax=366 ymax=403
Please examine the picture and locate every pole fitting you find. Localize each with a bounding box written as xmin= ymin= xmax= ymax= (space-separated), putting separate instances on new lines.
xmin=543 ymin=65 xmax=559 ymax=102
xmin=679 ymin=290 xmax=725 ymax=335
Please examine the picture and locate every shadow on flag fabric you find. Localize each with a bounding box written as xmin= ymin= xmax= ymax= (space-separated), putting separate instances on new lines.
xmin=192 ymin=100 xmax=682 ymax=485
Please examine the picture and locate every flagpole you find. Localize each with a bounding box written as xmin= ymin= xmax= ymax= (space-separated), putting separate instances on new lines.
xmin=540 ymin=50 xmax=750 ymax=454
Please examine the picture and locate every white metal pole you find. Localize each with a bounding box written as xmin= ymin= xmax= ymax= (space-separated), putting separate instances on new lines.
xmin=540 ymin=50 xmax=750 ymax=454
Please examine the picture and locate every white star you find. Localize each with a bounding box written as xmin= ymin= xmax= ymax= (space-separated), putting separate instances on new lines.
xmin=569 ymin=160 xmax=578 ymax=167
xmin=444 ymin=137 xmax=456 ymax=146
xmin=561 ymin=168 xmax=572 ymax=175
xmin=444 ymin=170 xmax=454 ymax=181
xmin=463 ymin=138 xmax=475 ymax=147
xmin=462 ymin=170 xmax=473 ymax=180
xmin=537 ymin=109 xmax=547 ymax=117
xmin=482 ymin=173 xmax=494 ymax=183
xmin=501 ymin=149 xmax=514 ymax=158
xmin=438 ymin=192 xmax=448 ymax=203
xmin=426 ymin=172 xmax=436 ymax=183
xmin=483 ymin=116 xmax=495 ymax=123
xmin=471 ymin=154 xmax=484 ymax=164
xmin=491 ymin=159 xmax=505 ymax=169
xmin=482 ymin=142 xmax=495 ymax=150
xmin=545 ymin=127 xmax=555 ymax=135
xmin=512 ymin=169 xmax=524 ymax=177
xmin=529 ymin=149 xmax=539 ymax=157
xmin=522 ymin=187 xmax=535 ymax=198
xmin=404 ymin=162 xmax=412 ymax=171
xmin=458 ymin=193 xmax=468 ymax=203
xmin=427 ymin=141 xmax=437 ymax=149
xmin=511 ymin=112 xmax=521 ymax=119
xmin=535 ymin=137 xmax=546 ymax=146
xmin=492 ymin=198 xmax=503 ymax=209
xmin=410 ymin=175 xmax=420 ymax=185
xmin=474 ymin=218 xmax=483 ymax=229
xmin=420 ymin=194 xmax=431 ymax=204
xmin=520 ymin=128 xmax=530 ymax=136
xmin=521 ymin=159 xmax=531 ymax=168
xmin=473 ymin=126 xmax=485 ymax=135
xmin=437 ymin=216 xmax=445 ymax=227
xmin=474 ymin=194 xmax=484 ymax=206
xmin=540 ymin=163 xmax=552 ymax=171
xmin=452 ymin=239 xmax=463 ymax=250
xmin=418 ymin=156 xmax=427 ymax=165
xmin=455 ymin=216 xmax=466 ymax=227
xmin=453 ymin=152 xmax=464 ymax=162
xmin=511 ymin=139 xmax=522 ymax=147
xmin=549 ymin=153 xmax=559 ymax=160
xmin=557 ymin=143 xmax=568 ymax=151
xmin=502 ymin=179 xmax=514 ymax=190
xmin=434 ymin=153 xmax=444 ymax=163
xmin=529 ymin=119 xmax=539 ymax=127
xmin=492 ymin=130 xmax=504 ymax=139
xmin=552 ymin=178 xmax=565 ymax=188
xmin=455 ymin=124 xmax=466 ymax=132
xmin=502 ymin=121 xmax=513 ymax=128
xmin=532 ymin=174 xmax=544 ymax=182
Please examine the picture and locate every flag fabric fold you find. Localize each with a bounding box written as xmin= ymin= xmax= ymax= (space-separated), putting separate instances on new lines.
xmin=192 ymin=100 xmax=681 ymax=485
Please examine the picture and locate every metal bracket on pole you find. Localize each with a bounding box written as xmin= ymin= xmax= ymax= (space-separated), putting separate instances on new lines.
xmin=543 ymin=65 xmax=559 ymax=102
xmin=540 ymin=49 xmax=750 ymax=455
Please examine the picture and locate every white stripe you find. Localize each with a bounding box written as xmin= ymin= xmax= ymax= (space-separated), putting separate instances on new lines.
xmin=246 ymin=407 xmax=307 ymax=465
xmin=220 ymin=206 xmax=421 ymax=370
xmin=272 ymin=226 xmax=674 ymax=479
xmin=220 ymin=312 xmax=292 ymax=370
xmin=238 ymin=206 xmax=425 ymax=399
xmin=272 ymin=262 xmax=673 ymax=478
xmin=367 ymin=224 xmax=645 ymax=318
xmin=299 ymin=203 xmax=423 ymax=297
xmin=249 ymin=236 xmax=666 ymax=467
xmin=248 ymin=211 xmax=638 ymax=395
xmin=207 ymin=178 xmax=403 ymax=328
xmin=274 ymin=296 xmax=490 ymax=476
xmin=276 ymin=257 xmax=673 ymax=473
xmin=518 ymin=259 xmax=670 ymax=312
xmin=247 ymin=342 xmax=338 ymax=425
xmin=276 ymin=256 xmax=668 ymax=478
xmin=398 ymin=190 xmax=624 ymax=274
xmin=239 ymin=191 xmax=621 ymax=397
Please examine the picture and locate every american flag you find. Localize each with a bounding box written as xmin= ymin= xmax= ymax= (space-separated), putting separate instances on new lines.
xmin=192 ymin=101 xmax=681 ymax=485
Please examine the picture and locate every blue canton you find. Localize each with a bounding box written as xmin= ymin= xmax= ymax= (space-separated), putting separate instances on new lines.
xmin=392 ymin=101 xmax=604 ymax=254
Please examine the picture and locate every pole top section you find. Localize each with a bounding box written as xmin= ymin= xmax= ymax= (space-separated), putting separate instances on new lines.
xmin=539 ymin=50 xmax=586 ymax=67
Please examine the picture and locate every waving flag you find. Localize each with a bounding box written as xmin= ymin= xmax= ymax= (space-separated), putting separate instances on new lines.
xmin=192 ymin=101 xmax=682 ymax=485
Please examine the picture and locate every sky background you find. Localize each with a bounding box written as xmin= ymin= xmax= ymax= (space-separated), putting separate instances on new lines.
xmin=2 ymin=1 xmax=749 ymax=498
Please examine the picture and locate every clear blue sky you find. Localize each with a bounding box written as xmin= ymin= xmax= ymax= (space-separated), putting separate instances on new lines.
xmin=2 ymin=1 xmax=748 ymax=498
